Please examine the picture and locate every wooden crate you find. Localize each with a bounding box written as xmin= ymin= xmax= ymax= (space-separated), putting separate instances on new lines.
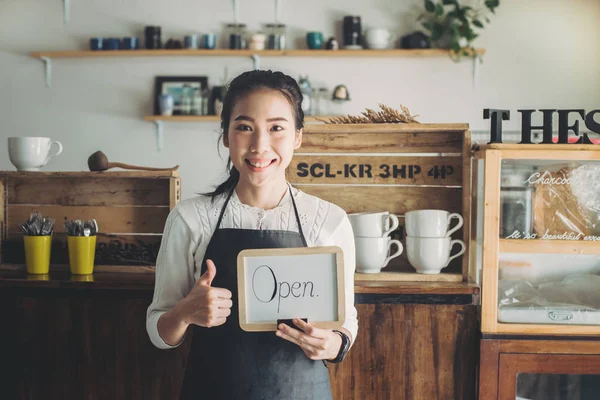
xmin=475 ymin=144 xmax=600 ymax=335
xmin=287 ymin=123 xmax=472 ymax=282
xmin=0 ymin=171 xmax=180 ymax=266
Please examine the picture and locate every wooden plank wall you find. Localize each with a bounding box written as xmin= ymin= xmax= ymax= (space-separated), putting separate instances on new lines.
xmin=0 ymin=172 xmax=180 ymax=266
xmin=287 ymin=124 xmax=472 ymax=280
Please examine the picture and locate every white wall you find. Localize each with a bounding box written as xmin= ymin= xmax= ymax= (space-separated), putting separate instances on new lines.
xmin=1 ymin=0 xmax=599 ymax=199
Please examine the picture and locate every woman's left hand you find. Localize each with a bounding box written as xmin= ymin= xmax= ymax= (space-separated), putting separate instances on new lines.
xmin=276 ymin=318 xmax=342 ymax=361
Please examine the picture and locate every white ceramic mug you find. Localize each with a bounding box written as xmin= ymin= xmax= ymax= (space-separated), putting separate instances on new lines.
xmin=364 ymin=28 xmax=392 ymax=49
xmin=355 ymin=236 xmax=403 ymax=273
xmin=404 ymin=210 xmax=463 ymax=237
xmin=406 ymin=236 xmax=465 ymax=274
xmin=8 ymin=137 xmax=63 ymax=171
xmin=349 ymin=211 xmax=399 ymax=238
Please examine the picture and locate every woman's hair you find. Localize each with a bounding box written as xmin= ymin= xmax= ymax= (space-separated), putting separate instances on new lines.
xmin=204 ymin=70 xmax=305 ymax=198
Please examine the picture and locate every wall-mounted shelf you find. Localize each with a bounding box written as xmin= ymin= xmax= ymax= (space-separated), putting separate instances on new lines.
xmin=30 ymin=48 xmax=485 ymax=59
xmin=144 ymin=115 xmax=335 ymax=151
xmin=30 ymin=48 xmax=486 ymax=87
xmin=143 ymin=115 xmax=333 ymax=122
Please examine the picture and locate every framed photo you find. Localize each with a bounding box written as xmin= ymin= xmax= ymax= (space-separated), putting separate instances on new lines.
xmin=153 ymin=76 xmax=208 ymax=115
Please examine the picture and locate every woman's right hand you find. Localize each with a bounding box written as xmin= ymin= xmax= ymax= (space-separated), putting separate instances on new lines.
xmin=181 ymin=259 xmax=233 ymax=328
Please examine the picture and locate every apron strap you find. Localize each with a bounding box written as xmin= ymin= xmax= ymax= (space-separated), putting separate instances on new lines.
xmin=215 ymin=185 xmax=308 ymax=247
xmin=215 ymin=188 xmax=235 ymax=230
xmin=289 ymin=185 xmax=308 ymax=247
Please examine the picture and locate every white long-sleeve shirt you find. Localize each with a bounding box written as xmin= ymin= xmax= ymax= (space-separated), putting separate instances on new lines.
xmin=146 ymin=186 xmax=358 ymax=349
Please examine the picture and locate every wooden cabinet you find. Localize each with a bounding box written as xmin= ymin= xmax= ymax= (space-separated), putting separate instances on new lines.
xmin=292 ymin=123 xmax=473 ymax=283
xmin=0 ymin=171 xmax=180 ymax=267
xmin=480 ymin=338 xmax=600 ymax=400
xmin=329 ymin=283 xmax=480 ymax=400
xmin=0 ymin=268 xmax=480 ymax=400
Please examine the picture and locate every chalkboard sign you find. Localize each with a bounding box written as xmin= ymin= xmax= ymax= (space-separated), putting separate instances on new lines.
xmin=236 ymin=246 xmax=346 ymax=332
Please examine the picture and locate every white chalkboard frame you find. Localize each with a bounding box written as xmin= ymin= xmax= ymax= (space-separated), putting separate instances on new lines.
xmin=236 ymin=246 xmax=346 ymax=332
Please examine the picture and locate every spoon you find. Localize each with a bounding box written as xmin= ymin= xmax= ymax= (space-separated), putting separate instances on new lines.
xmin=87 ymin=151 xmax=179 ymax=172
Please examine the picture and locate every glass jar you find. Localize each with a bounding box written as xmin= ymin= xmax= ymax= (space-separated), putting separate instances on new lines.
xmin=500 ymin=187 xmax=533 ymax=238
xmin=266 ymin=23 xmax=286 ymax=50
xmin=226 ymin=23 xmax=247 ymax=49
xmin=500 ymin=163 xmax=536 ymax=238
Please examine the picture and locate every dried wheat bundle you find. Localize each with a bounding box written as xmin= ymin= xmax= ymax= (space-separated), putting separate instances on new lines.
xmin=317 ymin=103 xmax=419 ymax=124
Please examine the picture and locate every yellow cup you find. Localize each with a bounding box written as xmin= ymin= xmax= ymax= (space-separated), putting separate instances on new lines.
xmin=23 ymin=235 xmax=52 ymax=274
xmin=67 ymin=236 xmax=97 ymax=275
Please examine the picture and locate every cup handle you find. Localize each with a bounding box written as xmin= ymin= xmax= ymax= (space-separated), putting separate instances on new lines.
xmin=444 ymin=240 xmax=466 ymax=267
xmin=383 ymin=214 xmax=399 ymax=238
xmin=383 ymin=239 xmax=403 ymax=267
xmin=44 ymin=141 xmax=63 ymax=166
xmin=446 ymin=213 xmax=464 ymax=237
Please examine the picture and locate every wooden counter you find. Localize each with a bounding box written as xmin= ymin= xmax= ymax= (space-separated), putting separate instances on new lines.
xmin=0 ymin=265 xmax=479 ymax=400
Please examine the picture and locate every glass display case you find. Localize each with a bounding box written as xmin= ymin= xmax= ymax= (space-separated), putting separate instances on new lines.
xmin=474 ymin=144 xmax=600 ymax=335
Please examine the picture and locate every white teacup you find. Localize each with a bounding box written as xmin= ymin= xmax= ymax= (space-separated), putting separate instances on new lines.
xmin=349 ymin=211 xmax=399 ymax=238
xmin=8 ymin=137 xmax=63 ymax=171
xmin=355 ymin=236 xmax=403 ymax=274
xmin=405 ymin=210 xmax=463 ymax=238
xmin=365 ymin=28 xmax=392 ymax=49
xmin=406 ymin=237 xmax=465 ymax=274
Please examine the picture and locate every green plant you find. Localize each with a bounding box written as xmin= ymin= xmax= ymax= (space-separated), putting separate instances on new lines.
xmin=419 ymin=0 xmax=499 ymax=61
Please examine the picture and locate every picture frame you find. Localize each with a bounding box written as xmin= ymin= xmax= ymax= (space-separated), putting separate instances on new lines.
xmin=236 ymin=246 xmax=346 ymax=332
xmin=153 ymin=76 xmax=208 ymax=115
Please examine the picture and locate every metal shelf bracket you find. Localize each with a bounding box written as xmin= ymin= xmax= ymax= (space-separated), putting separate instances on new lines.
xmin=64 ymin=0 xmax=71 ymax=24
xmin=251 ymin=54 xmax=260 ymax=70
xmin=40 ymin=56 xmax=52 ymax=88
xmin=472 ymin=54 xmax=482 ymax=88
xmin=154 ymin=121 xmax=164 ymax=151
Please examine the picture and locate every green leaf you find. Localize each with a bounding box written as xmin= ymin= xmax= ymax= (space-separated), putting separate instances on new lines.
xmin=450 ymin=40 xmax=461 ymax=53
xmin=463 ymin=26 xmax=478 ymax=41
xmin=485 ymin=0 xmax=500 ymax=9
xmin=431 ymin=23 xmax=444 ymax=41
xmin=443 ymin=0 xmax=457 ymax=4
xmin=473 ymin=20 xmax=484 ymax=28
xmin=435 ymin=3 xmax=444 ymax=16
xmin=422 ymin=21 xmax=433 ymax=32
xmin=425 ymin=0 xmax=436 ymax=13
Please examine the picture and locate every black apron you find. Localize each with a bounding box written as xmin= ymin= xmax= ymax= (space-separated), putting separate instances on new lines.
xmin=179 ymin=187 xmax=332 ymax=400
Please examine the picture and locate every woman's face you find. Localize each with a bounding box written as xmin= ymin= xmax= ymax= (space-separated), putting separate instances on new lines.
xmin=225 ymin=88 xmax=302 ymax=190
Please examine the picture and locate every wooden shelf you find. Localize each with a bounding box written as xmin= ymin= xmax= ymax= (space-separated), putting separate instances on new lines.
xmin=355 ymin=271 xmax=463 ymax=282
xmin=0 ymin=171 xmax=178 ymax=178
xmin=143 ymin=115 xmax=334 ymax=123
xmin=30 ymin=48 xmax=486 ymax=59
xmin=499 ymin=239 xmax=600 ymax=255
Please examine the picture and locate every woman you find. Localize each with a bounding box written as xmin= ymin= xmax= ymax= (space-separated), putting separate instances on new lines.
xmin=146 ymin=70 xmax=358 ymax=399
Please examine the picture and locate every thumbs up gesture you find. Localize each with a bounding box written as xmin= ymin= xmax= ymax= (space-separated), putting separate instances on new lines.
xmin=183 ymin=259 xmax=233 ymax=328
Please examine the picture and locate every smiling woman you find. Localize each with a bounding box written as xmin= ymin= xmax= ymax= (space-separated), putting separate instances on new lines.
xmin=146 ymin=70 xmax=358 ymax=400
xmin=205 ymin=70 xmax=306 ymax=205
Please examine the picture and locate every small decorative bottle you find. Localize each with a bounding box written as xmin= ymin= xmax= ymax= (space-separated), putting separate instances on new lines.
xmin=181 ymin=84 xmax=192 ymax=115
xmin=201 ymin=87 xmax=210 ymax=115
xmin=191 ymin=89 xmax=202 ymax=115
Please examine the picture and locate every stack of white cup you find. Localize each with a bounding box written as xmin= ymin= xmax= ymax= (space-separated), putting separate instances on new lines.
xmin=404 ymin=210 xmax=466 ymax=274
xmin=349 ymin=212 xmax=403 ymax=274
